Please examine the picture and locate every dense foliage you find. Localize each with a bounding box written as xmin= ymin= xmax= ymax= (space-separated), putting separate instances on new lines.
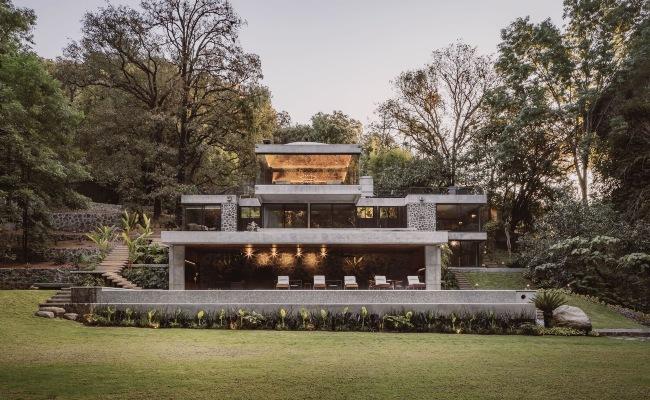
xmin=0 ymin=0 xmax=87 ymax=261
xmin=86 ymin=306 xmax=535 ymax=334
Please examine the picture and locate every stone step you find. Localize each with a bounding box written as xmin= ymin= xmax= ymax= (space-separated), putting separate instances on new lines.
xmin=594 ymin=329 xmax=650 ymax=337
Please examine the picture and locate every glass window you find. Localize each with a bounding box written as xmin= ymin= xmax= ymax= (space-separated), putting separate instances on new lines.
xmin=283 ymin=204 xmax=308 ymax=228
xmin=240 ymin=207 xmax=261 ymax=219
xmin=239 ymin=206 xmax=261 ymax=231
xmin=263 ymin=204 xmax=283 ymax=228
xmin=379 ymin=207 xmax=398 ymax=219
xmin=356 ymin=207 xmax=374 ymax=219
xmin=332 ymin=204 xmax=356 ymax=228
xmin=436 ymin=204 xmax=483 ymax=232
xmin=310 ymin=204 xmax=332 ymax=228
xmin=184 ymin=207 xmax=204 ymax=230
xmin=203 ymin=206 xmax=221 ymax=231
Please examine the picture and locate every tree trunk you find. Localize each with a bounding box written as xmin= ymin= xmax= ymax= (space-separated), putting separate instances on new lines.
xmin=153 ymin=197 xmax=162 ymax=223
xmin=22 ymin=202 xmax=29 ymax=263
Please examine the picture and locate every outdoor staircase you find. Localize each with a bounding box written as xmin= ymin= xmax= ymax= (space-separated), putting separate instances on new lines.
xmin=38 ymin=287 xmax=72 ymax=309
xmin=96 ymin=244 xmax=141 ymax=290
xmin=452 ymin=271 xmax=473 ymax=290
xmin=36 ymin=245 xmax=140 ymax=315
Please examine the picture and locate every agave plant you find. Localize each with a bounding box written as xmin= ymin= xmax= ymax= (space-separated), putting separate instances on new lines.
xmin=533 ymin=289 xmax=567 ymax=327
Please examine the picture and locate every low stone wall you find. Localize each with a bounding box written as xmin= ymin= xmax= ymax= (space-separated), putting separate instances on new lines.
xmin=49 ymin=206 xmax=123 ymax=232
xmin=40 ymin=247 xmax=101 ymax=263
xmin=0 ymin=267 xmax=76 ymax=289
xmin=71 ymin=288 xmax=537 ymax=318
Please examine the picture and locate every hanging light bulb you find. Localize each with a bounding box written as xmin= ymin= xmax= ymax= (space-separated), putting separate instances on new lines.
xmin=320 ymin=245 xmax=327 ymax=258
xmin=295 ymin=246 xmax=302 ymax=258
xmin=270 ymin=245 xmax=278 ymax=258
xmin=243 ymin=245 xmax=254 ymax=259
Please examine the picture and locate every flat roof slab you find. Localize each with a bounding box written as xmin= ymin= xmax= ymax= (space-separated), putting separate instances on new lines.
xmin=162 ymin=228 xmax=448 ymax=246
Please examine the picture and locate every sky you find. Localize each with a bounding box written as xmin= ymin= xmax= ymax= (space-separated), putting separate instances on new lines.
xmin=16 ymin=0 xmax=564 ymax=125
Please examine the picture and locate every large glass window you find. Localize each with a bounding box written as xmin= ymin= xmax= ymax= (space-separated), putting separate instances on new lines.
xmin=436 ymin=204 xmax=484 ymax=232
xmin=310 ymin=204 xmax=332 ymax=228
xmin=239 ymin=206 xmax=261 ymax=230
xmin=332 ymin=204 xmax=356 ymax=228
xmin=257 ymin=154 xmax=360 ymax=184
xmin=284 ymin=204 xmax=308 ymax=228
xmin=379 ymin=206 xmax=401 ymax=228
xmin=449 ymin=240 xmax=483 ymax=267
xmin=263 ymin=204 xmax=307 ymax=228
xmin=184 ymin=205 xmax=221 ymax=231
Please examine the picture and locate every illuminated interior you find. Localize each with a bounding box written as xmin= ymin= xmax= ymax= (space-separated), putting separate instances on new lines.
xmin=257 ymin=154 xmax=359 ymax=184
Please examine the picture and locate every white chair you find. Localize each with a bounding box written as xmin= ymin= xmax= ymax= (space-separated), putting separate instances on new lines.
xmin=344 ymin=276 xmax=359 ymax=290
xmin=373 ymin=275 xmax=392 ymax=289
xmin=313 ymin=275 xmax=326 ymax=289
xmin=276 ymin=276 xmax=290 ymax=290
xmin=407 ymin=276 xmax=426 ymax=290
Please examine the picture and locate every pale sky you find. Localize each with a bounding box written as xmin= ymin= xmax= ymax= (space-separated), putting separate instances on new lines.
xmin=16 ymin=0 xmax=564 ymax=125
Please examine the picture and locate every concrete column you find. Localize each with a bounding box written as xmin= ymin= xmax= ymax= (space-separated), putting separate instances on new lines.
xmin=424 ymin=245 xmax=441 ymax=290
xmin=168 ymin=245 xmax=186 ymax=290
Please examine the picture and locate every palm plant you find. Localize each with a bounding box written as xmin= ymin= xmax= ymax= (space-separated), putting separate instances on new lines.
xmin=533 ymin=289 xmax=567 ymax=327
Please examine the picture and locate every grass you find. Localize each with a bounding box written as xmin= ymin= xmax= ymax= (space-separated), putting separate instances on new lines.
xmin=1 ymin=291 xmax=649 ymax=399
xmin=465 ymin=272 xmax=530 ymax=290
xmin=464 ymin=272 xmax=644 ymax=330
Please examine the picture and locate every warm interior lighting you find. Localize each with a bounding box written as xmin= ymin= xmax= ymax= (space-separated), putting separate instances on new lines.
xmin=320 ymin=245 xmax=327 ymax=258
xmin=264 ymin=154 xmax=353 ymax=184
xmin=470 ymin=214 xmax=477 ymax=219
xmin=450 ymin=240 xmax=460 ymax=247
xmin=243 ymin=245 xmax=254 ymax=259
xmin=295 ymin=246 xmax=302 ymax=258
xmin=270 ymin=246 xmax=278 ymax=258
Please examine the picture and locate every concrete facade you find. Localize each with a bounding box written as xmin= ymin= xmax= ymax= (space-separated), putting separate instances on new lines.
xmin=71 ymin=287 xmax=537 ymax=318
xmin=168 ymin=245 xmax=185 ymax=290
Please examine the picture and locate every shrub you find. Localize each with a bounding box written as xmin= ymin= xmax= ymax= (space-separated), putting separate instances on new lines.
xmin=533 ymin=289 xmax=567 ymax=327
xmin=83 ymin=307 xmax=534 ymax=335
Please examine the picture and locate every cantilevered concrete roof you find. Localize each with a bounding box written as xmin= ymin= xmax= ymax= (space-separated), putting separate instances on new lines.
xmin=162 ymin=228 xmax=448 ymax=246
xmin=255 ymin=142 xmax=361 ymax=154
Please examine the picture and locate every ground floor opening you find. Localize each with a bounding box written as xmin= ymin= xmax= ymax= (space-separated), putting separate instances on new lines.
xmin=183 ymin=245 xmax=426 ymax=290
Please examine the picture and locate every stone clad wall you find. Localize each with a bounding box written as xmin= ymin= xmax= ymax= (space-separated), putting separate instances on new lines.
xmin=49 ymin=210 xmax=122 ymax=232
xmin=221 ymin=202 xmax=237 ymax=231
xmin=406 ymin=202 xmax=436 ymax=231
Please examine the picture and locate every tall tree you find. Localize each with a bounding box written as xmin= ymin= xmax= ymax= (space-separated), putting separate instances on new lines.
xmin=593 ymin=12 xmax=650 ymax=221
xmin=61 ymin=0 xmax=269 ymax=220
xmin=274 ymin=111 xmax=362 ymax=144
xmin=375 ymin=42 xmax=495 ymax=186
xmin=0 ymin=0 xmax=88 ymax=260
xmin=497 ymin=0 xmax=646 ymax=204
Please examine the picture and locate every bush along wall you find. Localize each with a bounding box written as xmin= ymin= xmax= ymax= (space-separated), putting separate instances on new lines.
xmin=121 ymin=266 xmax=168 ymax=289
xmin=78 ymin=306 xmax=568 ymax=335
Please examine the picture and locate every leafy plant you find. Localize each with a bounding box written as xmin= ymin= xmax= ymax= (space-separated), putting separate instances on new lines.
xmin=360 ymin=306 xmax=368 ymax=330
xmin=299 ymin=308 xmax=311 ymax=329
xmin=533 ymin=289 xmax=567 ymax=327
xmin=121 ymin=210 xmax=140 ymax=236
xmin=85 ymin=225 xmax=117 ymax=255
xmin=278 ymin=308 xmax=287 ymax=329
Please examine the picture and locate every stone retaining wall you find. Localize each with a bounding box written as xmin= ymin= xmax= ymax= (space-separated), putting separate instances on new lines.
xmin=40 ymin=247 xmax=101 ymax=263
xmin=0 ymin=267 xmax=76 ymax=289
xmin=49 ymin=206 xmax=123 ymax=232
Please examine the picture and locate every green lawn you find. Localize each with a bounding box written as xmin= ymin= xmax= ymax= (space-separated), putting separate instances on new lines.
xmin=463 ymin=272 xmax=644 ymax=329
xmin=1 ymin=291 xmax=649 ymax=399
xmin=465 ymin=272 xmax=530 ymax=290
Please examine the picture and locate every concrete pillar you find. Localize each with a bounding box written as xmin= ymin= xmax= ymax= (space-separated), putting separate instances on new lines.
xmin=424 ymin=245 xmax=441 ymax=290
xmin=359 ymin=176 xmax=374 ymax=197
xmin=168 ymin=245 xmax=186 ymax=290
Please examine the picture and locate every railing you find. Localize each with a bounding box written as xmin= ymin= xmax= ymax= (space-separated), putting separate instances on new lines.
xmin=374 ymin=186 xmax=484 ymax=198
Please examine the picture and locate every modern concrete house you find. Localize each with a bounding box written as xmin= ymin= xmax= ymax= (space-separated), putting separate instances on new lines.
xmin=69 ymin=142 xmax=533 ymax=318
xmin=161 ymin=142 xmax=489 ymax=292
